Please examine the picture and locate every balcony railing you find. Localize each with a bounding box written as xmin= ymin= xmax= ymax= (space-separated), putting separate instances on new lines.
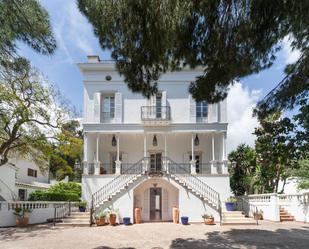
xmin=141 ymin=106 xmax=171 ymax=121
xmin=100 ymin=112 xmax=115 ymax=123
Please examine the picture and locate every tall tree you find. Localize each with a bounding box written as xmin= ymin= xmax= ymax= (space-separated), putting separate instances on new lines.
xmin=228 ymin=144 xmax=257 ymax=195
xmin=0 ymin=0 xmax=56 ymax=63
xmin=0 ymin=58 xmax=68 ymax=169
xmin=254 ymin=112 xmax=296 ymax=193
xmin=78 ymin=0 xmax=308 ymax=111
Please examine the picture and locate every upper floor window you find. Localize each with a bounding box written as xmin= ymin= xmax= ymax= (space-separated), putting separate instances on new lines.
xmin=101 ymin=94 xmax=115 ymax=122
xmin=196 ymin=101 xmax=208 ymax=122
xmin=27 ymin=168 xmax=37 ymax=178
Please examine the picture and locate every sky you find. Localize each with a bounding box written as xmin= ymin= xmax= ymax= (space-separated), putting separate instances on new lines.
xmin=18 ymin=0 xmax=300 ymax=153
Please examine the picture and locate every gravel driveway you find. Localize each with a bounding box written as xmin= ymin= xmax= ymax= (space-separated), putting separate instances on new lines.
xmin=0 ymin=221 xmax=308 ymax=249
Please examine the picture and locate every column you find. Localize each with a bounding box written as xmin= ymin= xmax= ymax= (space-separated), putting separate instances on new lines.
xmin=115 ymin=133 xmax=121 ymax=174
xmin=221 ymin=132 xmax=228 ymax=174
xmin=83 ymin=132 xmax=88 ymax=175
xmin=211 ymin=133 xmax=218 ymax=174
xmin=164 ymin=133 xmax=168 ymax=172
xmin=94 ymin=134 xmax=100 ymax=175
xmin=143 ymin=133 xmax=148 ymax=173
xmin=190 ymin=133 xmax=196 ymax=174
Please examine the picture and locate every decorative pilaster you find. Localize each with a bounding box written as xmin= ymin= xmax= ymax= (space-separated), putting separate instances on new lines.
xmin=83 ymin=161 xmax=89 ymax=175
xmin=94 ymin=161 xmax=101 ymax=175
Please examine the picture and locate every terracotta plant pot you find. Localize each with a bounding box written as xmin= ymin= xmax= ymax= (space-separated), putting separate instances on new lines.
xmin=16 ymin=217 xmax=29 ymax=227
xmin=109 ymin=214 xmax=117 ymax=226
xmin=96 ymin=217 xmax=106 ymax=226
xmin=134 ymin=207 xmax=141 ymax=224
xmin=204 ymin=217 xmax=215 ymax=225
xmin=172 ymin=207 xmax=179 ymax=224
xmin=254 ymin=213 xmax=263 ymax=220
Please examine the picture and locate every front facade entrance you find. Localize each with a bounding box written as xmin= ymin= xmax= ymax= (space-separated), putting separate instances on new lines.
xmin=149 ymin=187 xmax=162 ymax=221
xmin=149 ymin=153 xmax=162 ymax=173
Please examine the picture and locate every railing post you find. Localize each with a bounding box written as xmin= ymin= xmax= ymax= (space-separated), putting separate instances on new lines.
xmin=190 ymin=160 xmax=196 ymax=174
xmin=68 ymin=201 xmax=71 ymax=216
xmin=115 ymin=160 xmax=121 ymax=175
xmin=270 ymin=193 xmax=280 ymax=222
xmin=83 ymin=161 xmax=89 ymax=175
xmin=94 ymin=161 xmax=101 ymax=175
xmin=210 ymin=160 xmax=218 ymax=174
xmin=221 ymin=160 xmax=228 ymax=174
xmin=53 ymin=206 xmax=56 ymax=226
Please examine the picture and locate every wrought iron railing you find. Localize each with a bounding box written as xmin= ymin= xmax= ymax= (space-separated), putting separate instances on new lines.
xmin=141 ymin=106 xmax=171 ymax=121
xmin=167 ymin=158 xmax=221 ymax=212
xmin=90 ymin=158 xmax=145 ymax=225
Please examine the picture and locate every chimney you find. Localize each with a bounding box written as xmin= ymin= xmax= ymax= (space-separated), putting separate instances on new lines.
xmin=87 ymin=55 xmax=100 ymax=63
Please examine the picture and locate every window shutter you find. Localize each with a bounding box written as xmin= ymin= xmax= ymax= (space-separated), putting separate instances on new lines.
xmin=93 ymin=92 xmax=101 ymax=123
xmin=209 ymin=103 xmax=218 ymax=123
xmin=115 ymin=92 xmax=122 ymax=123
xmin=189 ymin=94 xmax=196 ymax=123
xmin=162 ymin=91 xmax=167 ymax=119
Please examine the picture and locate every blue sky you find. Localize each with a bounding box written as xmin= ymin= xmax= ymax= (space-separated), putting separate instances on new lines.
xmin=18 ymin=0 xmax=300 ymax=116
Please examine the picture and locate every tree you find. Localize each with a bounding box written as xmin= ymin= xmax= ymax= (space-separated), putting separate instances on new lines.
xmin=254 ymin=112 xmax=297 ymax=193
xmin=292 ymin=160 xmax=309 ymax=190
xmin=0 ymin=58 xmax=68 ymax=169
xmin=49 ymin=120 xmax=83 ymax=181
xmin=78 ymin=0 xmax=308 ymax=111
xmin=228 ymin=144 xmax=257 ymax=196
xmin=0 ymin=0 xmax=56 ymax=63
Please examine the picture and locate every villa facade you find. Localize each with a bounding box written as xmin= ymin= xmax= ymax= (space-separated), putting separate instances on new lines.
xmin=78 ymin=56 xmax=230 ymax=223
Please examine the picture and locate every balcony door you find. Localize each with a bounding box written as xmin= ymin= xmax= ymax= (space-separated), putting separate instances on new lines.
xmin=150 ymin=153 xmax=162 ymax=173
xmin=189 ymin=154 xmax=201 ymax=173
xmin=101 ymin=94 xmax=115 ymax=123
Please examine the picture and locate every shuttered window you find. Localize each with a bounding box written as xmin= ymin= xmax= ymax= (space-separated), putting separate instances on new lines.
xmin=27 ymin=168 xmax=37 ymax=178
xmin=196 ymin=101 xmax=208 ymax=122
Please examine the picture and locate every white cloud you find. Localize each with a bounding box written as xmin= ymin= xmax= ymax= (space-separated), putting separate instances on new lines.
xmin=226 ymin=82 xmax=262 ymax=153
xmin=282 ymin=36 xmax=301 ymax=64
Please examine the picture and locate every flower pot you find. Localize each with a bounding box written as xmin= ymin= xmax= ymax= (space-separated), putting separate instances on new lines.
xmin=96 ymin=217 xmax=106 ymax=226
xmin=225 ymin=202 xmax=234 ymax=211
xmin=16 ymin=217 xmax=29 ymax=227
xmin=254 ymin=213 xmax=263 ymax=220
xmin=204 ymin=218 xmax=215 ymax=225
xmin=181 ymin=216 xmax=189 ymax=225
xmin=109 ymin=214 xmax=117 ymax=226
xmin=79 ymin=206 xmax=86 ymax=212
xmin=134 ymin=207 xmax=141 ymax=224
xmin=123 ymin=217 xmax=131 ymax=225
xmin=172 ymin=207 xmax=179 ymax=224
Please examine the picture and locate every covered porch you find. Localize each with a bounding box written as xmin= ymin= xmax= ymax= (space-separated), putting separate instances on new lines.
xmin=83 ymin=131 xmax=228 ymax=176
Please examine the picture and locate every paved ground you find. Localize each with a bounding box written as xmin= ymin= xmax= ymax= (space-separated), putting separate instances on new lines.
xmin=0 ymin=221 xmax=309 ymax=249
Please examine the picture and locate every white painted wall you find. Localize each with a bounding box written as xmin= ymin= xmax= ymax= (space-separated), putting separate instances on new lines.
xmin=78 ymin=62 xmax=227 ymax=125
xmin=82 ymin=175 xmax=230 ymax=222
xmin=0 ymin=165 xmax=17 ymax=201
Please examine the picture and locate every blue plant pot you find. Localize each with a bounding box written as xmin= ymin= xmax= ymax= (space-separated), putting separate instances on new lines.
xmin=181 ymin=216 xmax=189 ymax=225
xmin=79 ymin=207 xmax=86 ymax=212
xmin=123 ymin=217 xmax=131 ymax=225
xmin=225 ymin=202 xmax=234 ymax=211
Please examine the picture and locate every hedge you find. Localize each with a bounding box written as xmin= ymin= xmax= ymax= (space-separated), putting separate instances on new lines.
xmin=28 ymin=190 xmax=80 ymax=201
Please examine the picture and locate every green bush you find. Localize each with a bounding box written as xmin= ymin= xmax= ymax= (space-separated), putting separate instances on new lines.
xmin=29 ymin=190 xmax=80 ymax=201
xmin=28 ymin=182 xmax=81 ymax=201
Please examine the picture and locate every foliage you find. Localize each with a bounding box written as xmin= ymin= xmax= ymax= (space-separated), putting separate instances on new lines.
xmin=292 ymin=160 xmax=309 ymax=190
xmin=78 ymin=0 xmax=308 ymax=113
xmin=28 ymin=182 xmax=81 ymax=201
xmin=202 ymin=214 xmax=213 ymax=219
xmin=78 ymin=201 xmax=87 ymax=208
xmin=28 ymin=190 xmax=80 ymax=202
xmin=0 ymin=59 xmax=68 ymax=170
xmin=13 ymin=207 xmax=32 ymax=218
xmin=228 ymin=144 xmax=257 ymax=195
xmin=106 ymin=206 xmax=119 ymax=217
xmin=49 ymin=120 xmax=83 ymax=181
xmin=0 ymin=0 xmax=56 ymax=64
xmin=254 ymin=112 xmax=297 ymax=193
xmin=226 ymin=197 xmax=237 ymax=203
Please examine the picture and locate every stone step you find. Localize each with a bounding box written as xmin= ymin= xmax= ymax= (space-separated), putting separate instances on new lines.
xmin=57 ymin=222 xmax=90 ymax=227
xmin=62 ymin=218 xmax=90 ymax=223
xmin=222 ymin=211 xmax=243 ymax=215
xmin=280 ymin=217 xmax=294 ymax=221
xmin=69 ymin=212 xmax=90 ymax=217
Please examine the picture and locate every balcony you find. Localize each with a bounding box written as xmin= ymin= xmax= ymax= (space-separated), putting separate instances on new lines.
xmin=100 ymin=112 xmax=115 ymax=123
xmin=141 ymin=106 xmax=171 ymax=126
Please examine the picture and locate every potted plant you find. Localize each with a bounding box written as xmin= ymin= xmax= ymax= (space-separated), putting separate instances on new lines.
xmin=106 ymin=206 xmax=119 ymax=226
xmin=225 ymin=197 xmax=237 ymax=211
xmin=253 ymin=210 xmax=263 ymax=220
xmin=79 ymin=201 xmax=87 ymax=212
xmin=14 ymin=207 xmax=32 ymax=227
xmin=202 ymin=214 xmax=215 ymax=225
xmin=95 ymin=212 xmax=106 ymax=226
xmin=181 ymin=216 xmax=189 ymax=225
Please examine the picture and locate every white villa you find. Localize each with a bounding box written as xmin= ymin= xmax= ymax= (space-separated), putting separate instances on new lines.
xmin=79 ymin=55 xmax=231 ymax=223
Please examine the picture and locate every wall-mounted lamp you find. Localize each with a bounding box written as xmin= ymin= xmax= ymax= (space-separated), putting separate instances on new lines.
xmin=153 ymin=134 xmax=158 ymax=146
xmin=112 ymin=134 xmax=117 ymax=147
xmin=194 ymin=134 xmax=199 ymax=146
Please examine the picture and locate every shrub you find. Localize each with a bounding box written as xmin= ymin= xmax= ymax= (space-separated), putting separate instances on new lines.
xmin=28 ymin=182 xmax=81 ymax=201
